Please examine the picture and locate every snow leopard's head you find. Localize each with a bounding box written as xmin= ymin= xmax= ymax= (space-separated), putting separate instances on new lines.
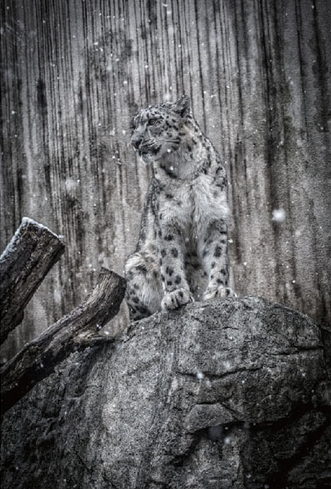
xmin=130 ymin=95 xmax=191 ymax=164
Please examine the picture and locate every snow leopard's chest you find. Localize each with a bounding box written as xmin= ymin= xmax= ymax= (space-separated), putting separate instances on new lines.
xmin=157 ymin=173 xmax=229 ymax=236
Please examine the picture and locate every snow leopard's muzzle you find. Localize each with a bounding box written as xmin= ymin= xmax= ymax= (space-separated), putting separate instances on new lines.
xmin=131 ymin=133 xmax=161 ymax=162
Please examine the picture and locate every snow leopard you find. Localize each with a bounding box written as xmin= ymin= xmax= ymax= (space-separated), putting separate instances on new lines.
xmin=125 ymin=95 xmax=235 ymax=321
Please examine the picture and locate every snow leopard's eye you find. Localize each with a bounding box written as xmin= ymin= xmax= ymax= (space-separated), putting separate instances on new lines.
xmin=148 ymin=118 xmax=163 ymax=126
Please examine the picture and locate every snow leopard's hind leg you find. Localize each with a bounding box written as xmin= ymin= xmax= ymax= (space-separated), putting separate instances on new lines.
xmin=125 ymin=250 xmax=163 ymax=321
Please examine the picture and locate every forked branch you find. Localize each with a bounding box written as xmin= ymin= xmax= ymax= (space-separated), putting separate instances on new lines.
xmin=1 ymin=268 xmax=126 ymax=415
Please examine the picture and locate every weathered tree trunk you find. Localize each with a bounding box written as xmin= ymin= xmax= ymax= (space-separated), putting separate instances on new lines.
xmin=0 ymin=218 xmax=65 ymax=344
xmin=1 ymin=298 xmax=330 ymax=488
xmin=1 ymin=0 xmax=330 ymax=362
xmin=0 ymin=268 xmax=126 ymax=415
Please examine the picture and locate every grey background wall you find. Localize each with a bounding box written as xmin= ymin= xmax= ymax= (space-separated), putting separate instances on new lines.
xmin=1 ymin=0 xmax=330 ymax=361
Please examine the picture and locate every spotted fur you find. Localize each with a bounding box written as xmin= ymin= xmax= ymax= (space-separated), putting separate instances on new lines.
xmin=125 ymin=95 xmax=235 ymax=321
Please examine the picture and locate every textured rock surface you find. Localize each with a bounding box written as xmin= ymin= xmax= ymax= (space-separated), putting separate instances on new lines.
xmin=1 ymin=297 xmax=330 ymax=489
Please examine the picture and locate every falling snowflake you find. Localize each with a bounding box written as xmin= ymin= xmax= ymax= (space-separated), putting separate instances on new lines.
xmin=272 ymin=208 xmax=286 ymax=222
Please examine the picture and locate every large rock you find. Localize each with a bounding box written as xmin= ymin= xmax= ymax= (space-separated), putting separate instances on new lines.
xmin=1 ymin=297 xmax=330 ymax=488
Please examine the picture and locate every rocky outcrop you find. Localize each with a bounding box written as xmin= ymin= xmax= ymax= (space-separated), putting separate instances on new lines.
xmin=1 ymin=297 xmax=330 ymax=488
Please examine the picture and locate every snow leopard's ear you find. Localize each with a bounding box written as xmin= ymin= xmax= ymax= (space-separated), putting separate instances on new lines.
xmin=173 ymin=95 xmax=190 ymax=117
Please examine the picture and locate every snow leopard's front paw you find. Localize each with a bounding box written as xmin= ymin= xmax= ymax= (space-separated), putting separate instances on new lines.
xmin=161 ymin=288 xmax=194 ymax=311
xmin=203 ymin=285 xmax=237 ymax=301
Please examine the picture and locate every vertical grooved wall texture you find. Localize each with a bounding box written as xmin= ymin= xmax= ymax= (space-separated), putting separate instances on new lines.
xmin=1 ymin=0 xmax=330 ymax=360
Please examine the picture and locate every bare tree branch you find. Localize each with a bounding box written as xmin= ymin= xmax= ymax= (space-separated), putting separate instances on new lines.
xmin=0 ymin=268 xmax=126 ymax=415
xmin=0 ymin=218 xmax=65 ymax=345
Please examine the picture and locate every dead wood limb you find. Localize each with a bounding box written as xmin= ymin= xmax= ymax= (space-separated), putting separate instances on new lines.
xmin=0 ymin=218 xmax=65 ymax=345
xmin=0 ymin=268 xmax=126 ymax=415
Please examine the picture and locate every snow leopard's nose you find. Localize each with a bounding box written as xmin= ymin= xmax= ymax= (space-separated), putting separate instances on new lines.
xmin=131 ymin=133 xmax=143 ymax=150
